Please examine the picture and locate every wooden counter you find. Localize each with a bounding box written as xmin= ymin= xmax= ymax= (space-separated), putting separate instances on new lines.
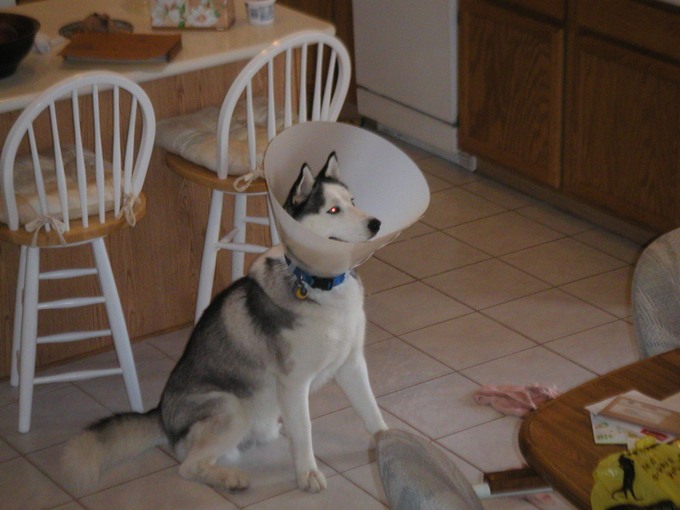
xmin=0 ymin=0 xmax=333 ymax=112
xmin=0 ymin=0 xmax=333 ymax=379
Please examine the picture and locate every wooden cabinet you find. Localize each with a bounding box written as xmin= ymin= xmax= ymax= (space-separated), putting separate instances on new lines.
xmin=563 ymin=0 xmax=680 ymax=232
xmin=459 ymin=0 xmax=680 ymax=234
xmin=459 ymin=0 xmax=565 ymax=188
xmin=564 ymin=35 xmax=680 ymax=231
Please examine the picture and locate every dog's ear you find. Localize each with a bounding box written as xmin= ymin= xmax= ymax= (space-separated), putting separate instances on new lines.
xmin=318 ymin=152 xmax=340 ymax=181
xmin=283 ymin=163 xmax=315 ymax=215
xmin=290 ymin=163 xmax=315 ymax=205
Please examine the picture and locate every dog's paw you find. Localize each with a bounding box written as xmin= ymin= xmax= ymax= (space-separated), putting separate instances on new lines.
xmin=218 ymin=467 xmax=250 ymax=491
xmin=180 ymin=462 xmax=250 ymax=492
xmin=297 ymin=469 xmax=327 ymax=493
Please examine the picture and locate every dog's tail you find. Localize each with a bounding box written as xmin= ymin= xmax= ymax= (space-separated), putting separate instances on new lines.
xmin=62 ymin=407 xmax=166 ymax=492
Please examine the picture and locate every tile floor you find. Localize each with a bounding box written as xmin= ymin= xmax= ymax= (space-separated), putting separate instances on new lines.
xmin=0 ymin=137 xmax=647 ymax=509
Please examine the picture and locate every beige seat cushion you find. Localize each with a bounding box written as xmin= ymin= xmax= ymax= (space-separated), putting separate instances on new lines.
xmin=155 ymin=98 xmax=290 ymax=176
xmin=0 ymin=147 xmax=115 ymax=227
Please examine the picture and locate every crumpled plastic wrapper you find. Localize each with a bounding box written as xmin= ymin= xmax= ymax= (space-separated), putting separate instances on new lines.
xmin=33 ymin=32 xmax=64 ymax=53
xmin=591 ymin=437 xmax=680 ymax=509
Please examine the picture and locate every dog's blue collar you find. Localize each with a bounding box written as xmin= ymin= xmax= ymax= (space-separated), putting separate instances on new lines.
xmin=285 ymin=255 xmax=349 ymax=292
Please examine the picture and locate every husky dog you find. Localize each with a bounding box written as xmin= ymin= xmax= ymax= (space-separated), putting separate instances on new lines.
xmin=63 ymin=152 xmax=387 ymax=494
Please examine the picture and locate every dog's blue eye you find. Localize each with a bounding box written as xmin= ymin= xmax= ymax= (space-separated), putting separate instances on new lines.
xmin=328 ymin=206 xmax=341 ymax=215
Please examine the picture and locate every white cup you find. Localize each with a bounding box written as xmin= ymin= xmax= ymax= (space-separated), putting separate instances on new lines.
xmin=245 ymin=0 xmax=275 ymax=25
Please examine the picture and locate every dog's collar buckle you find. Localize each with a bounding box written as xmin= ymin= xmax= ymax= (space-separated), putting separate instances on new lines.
xmin=285 ymin=256 xmax=349 ymax=297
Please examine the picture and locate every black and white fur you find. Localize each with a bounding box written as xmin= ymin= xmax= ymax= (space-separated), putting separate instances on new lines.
xmin=284 ymin=152 xmax=381 ymax=242
xmin=63 ymin=152 xmax=387 ymax=493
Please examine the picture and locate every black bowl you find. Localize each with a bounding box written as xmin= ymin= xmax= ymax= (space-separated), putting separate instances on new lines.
xmin=0 ymin=13 xmax=40 ymax=79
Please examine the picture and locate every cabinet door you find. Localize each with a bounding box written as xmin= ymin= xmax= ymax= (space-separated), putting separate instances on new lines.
xmin=564 ymin=35 xmax=680 ymax=231
xmin=459 ymin=0 xmax=564 ymax=187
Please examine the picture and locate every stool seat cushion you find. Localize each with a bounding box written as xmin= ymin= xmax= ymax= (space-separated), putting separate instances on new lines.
xmin=0 ymin=147 xmax=115 ymax=227
xmin=155 ymin=98 xmax=287 ymax=176
xmin=632 ymin=228 xmax=680 ymax=357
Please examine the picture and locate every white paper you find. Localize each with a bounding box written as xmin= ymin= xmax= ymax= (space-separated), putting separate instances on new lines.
xmin=661 ymin=390 xmax=680 ymax=411
xmin=264 ymin=122 xmax=430 ymax=276
xmin=586 ymin=390 xmax=677 ymax=445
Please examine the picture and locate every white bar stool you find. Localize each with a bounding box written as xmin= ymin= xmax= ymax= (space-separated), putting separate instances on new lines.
xmin=155 ymin=30 xmax=351 ymax=322
xmin=0 ymin=71 xmax=156 ymax=432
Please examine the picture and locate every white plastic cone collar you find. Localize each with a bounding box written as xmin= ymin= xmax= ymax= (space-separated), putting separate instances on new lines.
xmin=264 ymin=122 xmax=430 ymax=277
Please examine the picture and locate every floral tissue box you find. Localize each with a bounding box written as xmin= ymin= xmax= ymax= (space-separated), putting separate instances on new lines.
xmin=151 ymin=0 xmax=236 ymax=29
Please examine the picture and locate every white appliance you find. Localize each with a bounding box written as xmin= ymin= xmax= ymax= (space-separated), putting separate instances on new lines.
xmin=352 ymin=0 xmax=475 ymax=169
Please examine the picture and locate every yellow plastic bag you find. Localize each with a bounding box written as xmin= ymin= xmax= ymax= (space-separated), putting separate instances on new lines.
xmin=591 ymin=438 xmax=680 ymax=509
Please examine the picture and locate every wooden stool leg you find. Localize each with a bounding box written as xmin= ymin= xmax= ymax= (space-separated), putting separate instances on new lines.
xmin=17 ymin=246 xmax=40 ymax=433
xmin=195 ymin=190 xmax=224 ymax=323
xmin=92 ymin=238 xmax=143 ymax=413
xmin=10 ymin=245 xmax=27 ymax=388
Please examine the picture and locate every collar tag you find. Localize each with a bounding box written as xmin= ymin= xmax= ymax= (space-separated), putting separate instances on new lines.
xmin=294 ymin=280 xmax=309 ymax=300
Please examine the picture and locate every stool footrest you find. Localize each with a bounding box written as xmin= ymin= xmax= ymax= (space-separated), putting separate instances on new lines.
xmin=39 ymin=268 xmax=98 ymax=280
xmin=217 ymin=228 xmax=270 ymax=254
xmin=38 ymin=296 xmax=106 ymax=310
xmin=34 ymin=367 xmax=123 ymax=385
xmin=217 ymin=240 xmax=269 ymax=254
xmin=37 ymin=329 xmax=112 ymax=344
xmin=244 ymin=215 xmax=270 ymax=226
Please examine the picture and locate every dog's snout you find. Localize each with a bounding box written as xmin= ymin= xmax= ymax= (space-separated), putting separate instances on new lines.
xmin=368 ymin=218 xmax=381 ymax=235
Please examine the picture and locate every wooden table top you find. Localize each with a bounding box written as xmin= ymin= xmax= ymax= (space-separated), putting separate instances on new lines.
xmin=519 ymin=348 xmax=680 ymax=509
